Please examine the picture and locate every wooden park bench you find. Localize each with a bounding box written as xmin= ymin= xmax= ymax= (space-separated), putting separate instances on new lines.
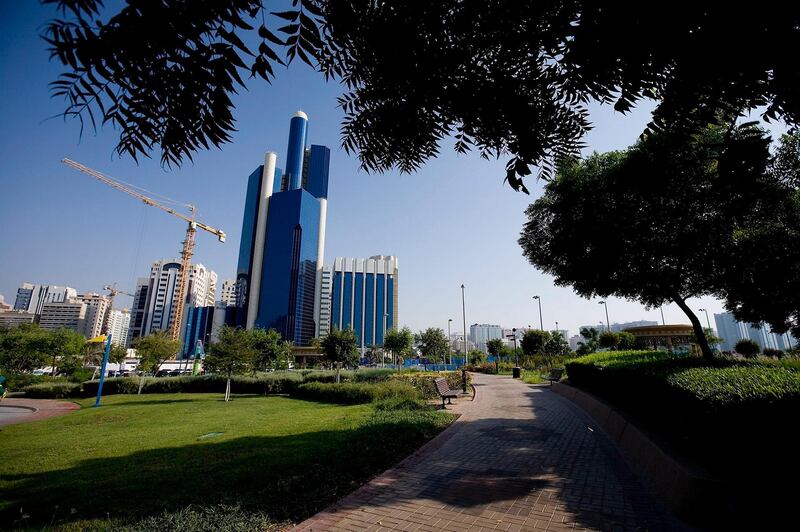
xmin=434 ymin=377 xmax=460 ymax=409
xmin=546 ymin=368 xmax=564 ymax=386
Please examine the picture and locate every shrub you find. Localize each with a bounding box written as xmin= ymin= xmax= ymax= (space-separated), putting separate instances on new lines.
xmin=373 ymin=396 xmax=430 ymax=411
xmin=81 ymin=374 xmax=304 ymax=396
xmin=351 ymin=368 xmax=395 ymax=382
xmin=465 ymin=362 xmax=497 ymax=374
xmin=762 ymin=348 xmax=784 ymax=359
xmin=389 ymin=371 xmax=468 ymax=399
xmin=290 ymin=381 xmax=420 ymax=404
xmin=666 ymin=365 xmax=800 ymax=408
xmin=735 ymin=339 xmax=761 ymax=358
xmin=22 ymin=382 xmax=81 ymax=399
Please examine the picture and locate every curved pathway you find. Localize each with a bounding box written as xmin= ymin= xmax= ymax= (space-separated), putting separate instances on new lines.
xmin=0 ymin=398 xmax=79 ymax=427
xmin=294 ymin=373 xmax=683 ymax=531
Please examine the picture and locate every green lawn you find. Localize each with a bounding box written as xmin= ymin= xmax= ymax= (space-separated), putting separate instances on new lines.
xmin=0 ymin=393 xmax=453 ymax=530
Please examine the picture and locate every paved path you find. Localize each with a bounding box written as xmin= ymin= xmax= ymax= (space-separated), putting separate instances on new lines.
xmin=294 ymin=373 xmax=682 ymax=532
xmin=0 ymin=398 xmax=79 ymax=427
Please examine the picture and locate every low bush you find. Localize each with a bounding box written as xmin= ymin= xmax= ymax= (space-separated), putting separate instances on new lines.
xmin=290 ymin=381 xmax=420 ymax=404
xmin=465 ymin=362 xmax=498 ymax=374
xmin=21 ymin=382 xmax=81 ymax=399
xmin=81 ymin=373 xmax=304 ymax=396
xmin=389 ymin=371 xmax=468 ymax=399
xmin=373 ymin=396 xmax=430 ymax=411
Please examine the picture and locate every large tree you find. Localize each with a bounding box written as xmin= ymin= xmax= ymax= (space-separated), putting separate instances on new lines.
xmin=414 ymin=328 xmax=449 ymax=365
xmin=0 ymin=324 xmax=50 ymax=373
xmin=520 ymin=123 xmax=798 ymax=360
xmin=319 ymin=327 xmax=359 ymax=383
xmin=250 ymin=327 xmax=291 ymax=373
xmin=132 ymin=331 xmax=180 ymax=394
xmin=42 ymin=1 xmax=800 ymax=189
xmin=520 ymin=330 xmax=551 ymax=357
xmin=383 ymin=326 xmax=413 ymax=367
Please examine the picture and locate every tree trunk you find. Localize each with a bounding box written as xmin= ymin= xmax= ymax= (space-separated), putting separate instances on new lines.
xmin=225 ymin=375 xmax=231 ymax=402
xmin=138 ymin=374 xmax=145 ymax=395
xmin=335 ymin=363 xmax=341 ymax=384
xmin=672 ymin=294 xmax=714 ymax=360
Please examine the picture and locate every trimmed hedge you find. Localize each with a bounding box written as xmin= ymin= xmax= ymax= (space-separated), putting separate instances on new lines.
xmin=289 ymin=381 xmax=420 ymax=404
xmin=21 ymin=382 xmax=81 ymax=399
xmin=81 ymin=374 xmax=304 ymax=396
xmin=564 ymin=350 xmax=800 ymax=472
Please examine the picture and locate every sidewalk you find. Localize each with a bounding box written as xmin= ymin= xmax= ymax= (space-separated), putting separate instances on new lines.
xmin=293 ymin=373 xmax=683 ymax=531
xmin=0 ymin=398 xmax=79 ymax=427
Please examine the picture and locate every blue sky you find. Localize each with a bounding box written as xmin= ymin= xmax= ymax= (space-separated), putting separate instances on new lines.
xmin=0 ymin=3 xmax=783 ymax=338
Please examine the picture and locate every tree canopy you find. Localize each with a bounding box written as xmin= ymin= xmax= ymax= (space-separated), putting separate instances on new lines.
xmin=414 ymin=328 xmax=449 ymax=364
xmin=384 ymin=327 xmax=414 ymax=364
xmin=519 ymin=123 xmax=800 ymax=359
xmin=520 ymin=330 xmax=551 ymax=357
xmin=42 ymin=1 xmax=800 ymax=189
xmin=319 ymin=327 xmax=359 ymax=382
xmin=133 ymin=330 xmax=179 ymax=375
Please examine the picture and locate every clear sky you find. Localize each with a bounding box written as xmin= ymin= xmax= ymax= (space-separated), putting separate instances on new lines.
xmin=0 ymin=3 xmax=784 ymax=338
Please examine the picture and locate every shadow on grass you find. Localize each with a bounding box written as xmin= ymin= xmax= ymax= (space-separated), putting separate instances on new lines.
xmin=0 ymin=410 xmax=450 ymax=529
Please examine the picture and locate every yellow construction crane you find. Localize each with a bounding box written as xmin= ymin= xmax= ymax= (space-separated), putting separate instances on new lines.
xmin=101 ymin=282 xmax=135 ymax=333
xmin=62 ymin=158 xmax=226 ymax=342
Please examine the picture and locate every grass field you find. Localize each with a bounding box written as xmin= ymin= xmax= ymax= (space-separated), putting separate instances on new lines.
xmin=0 ymin=393 xmax=453 ymax=530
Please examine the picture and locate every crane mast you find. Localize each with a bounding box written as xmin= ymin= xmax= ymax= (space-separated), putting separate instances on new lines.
xmin=62 ymin=158 xmax=225 ymax=343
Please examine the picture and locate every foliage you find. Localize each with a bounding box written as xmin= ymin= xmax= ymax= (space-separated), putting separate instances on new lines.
xmin=0 ymin=393 xmax=453 ymax=529
xmin=114 ymin=504 xmax=282 ymax=532
xmin=0 ymin=323 xmax=50 ymax=373
xmin=467 ymin=350 xmax=486 ymax=365
xmin=520 ymin=122 xmax=798 ymax=359
xmin=414 ymin=328 xmax=449 ymax=364
xmin=520 ymin=330 xmax=550 ymax=357
xmin=465 ymin=362 xmax=498 ymax=375
xmin=542 ymin=331 xmax=573 ymax=359
xmin=599 ymin=331 xmax=636 ymax=351
xmin=133 ymin=331 xmax=180 ymax=375
xmin=46 ymin=328 xmax=86 ymax=375
xmin=250 ymin=328 xmax=291 ymax=372
xmin=206 ymin=326 xmax=256 ymax=376
xmin=21 ymin=382 xmax=81 ymax=399
xmin=762 ymin=348 xmax=784 ymax=359
xmin=576 ymin=327 xmax=600 ymax=356
xmin=486 ymin=338 xmax=504 ymax=358
xmin=290 ymin=381 xmax=420 ymax=405
xmin=616 ymin=332 xmax=637 ymax=350
xmin=80 ymin=373 xmax=304 ymax=397
xmin=735 ymin=339 xmax=761 ymax=359
xmin=599 ymin=331 xmax=619 ymax=350
xmin=564 ymin=350 xmax=800 ymax=471
xmin=319 ymin=327 xmax=360 ymax=383
xmin=388 ymin=371 xmax=469 ymax=399
xmin=384 ymin=326 xmax=414 ymax=363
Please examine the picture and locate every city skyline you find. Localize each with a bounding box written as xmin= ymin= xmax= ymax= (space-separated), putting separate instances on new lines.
xmin=0 ymin=4 xmax=789 ymax=338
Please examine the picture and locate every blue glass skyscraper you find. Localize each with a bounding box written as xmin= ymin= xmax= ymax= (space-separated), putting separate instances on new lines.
xmin=234 ymin=111 xmax=330 ymax=345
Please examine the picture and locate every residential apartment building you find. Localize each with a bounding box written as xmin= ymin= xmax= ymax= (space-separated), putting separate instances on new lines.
xmin=107 ymin=308 xmax=131 ymax=347
xmin=219 ymin=279 xmax=237 ymax=307
xmin=714 ymin=312 xmax=797 ymax=352
xmin=469 ymin=324 xmax=503 ymax=352
xmin=0 ymin=311 xmax=36 ymax=328
xmin=14 ymin=283 xmax=77 ymax=315
xmin=39 ymin=300 xmax=86 ymax=333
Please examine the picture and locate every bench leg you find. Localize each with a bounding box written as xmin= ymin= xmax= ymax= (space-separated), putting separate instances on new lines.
xmin=442 ymin=397 xmax=446 ymax=409
xmin=447 ymin=397 xmax=452 ymax=404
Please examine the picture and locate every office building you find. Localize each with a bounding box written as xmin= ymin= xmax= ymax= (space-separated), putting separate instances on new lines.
xmin=328 ymin=256 xmax=398 ymax=350
xmin=469 ymin=324 xmax=502 ymax=352
xmin=568 ymin=334 xmax=583 ymax=351
xmin=610 ymin=320 xmax=658 ymax=333
xmin=128 ymin=260 xmax=217 ymax=341
xmin=0 ymin=295 xmax=11 ymax=311
xmin=317 ymin=267 xmax=332 ymax=338
xmin=107 ymin=308 xmax=131 ymax=347
xmin=182 ymin=305 xmax=215 ymax=359
xmin=219 ymin=279 xmax=237 ymax=306
xmin=14 ymin=283 xmax=77 ymax=315
xmin=0 ymin=311 xmax=36 ymax=328
xmin=714 ymin=312 xmax=797 ymax=352
xmin=234 ymin=111 xmax=330 ymax=346
xmin=39 ymin=300 xmax=87 ymax=333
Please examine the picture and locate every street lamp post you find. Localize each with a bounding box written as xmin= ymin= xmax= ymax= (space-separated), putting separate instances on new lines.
xmin=512 ymin=327 xmax=520 ymax=378
xmin=532 ymin=295 xmax=543 ymax=330
xmin=461 ymin=284 xmax=467 ymax=368
xmin=447 ymin=318 xmax=453 ymax=365
xmin=555 ymin=321 xmax=559 ymax=335
xmin=383 ymin=312 xmax=388 ymax=367
xmin=599 ymin=301 xmax=610 ymax=332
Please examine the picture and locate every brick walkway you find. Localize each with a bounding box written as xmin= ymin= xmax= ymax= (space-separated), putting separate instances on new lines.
xmin=0 ymin=398 xmax=79 ymax=427
xmin=294 ymin=373 xmax=684 ymax=532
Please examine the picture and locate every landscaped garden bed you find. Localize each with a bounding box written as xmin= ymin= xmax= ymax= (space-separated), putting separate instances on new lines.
xmin=564 ymin=350 xmax=800 ymax=473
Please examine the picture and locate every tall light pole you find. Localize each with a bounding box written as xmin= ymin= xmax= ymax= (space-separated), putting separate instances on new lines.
xmin=599 ymin=300 xmax=610 ymax=332
xmin=532 ymin=295 xmax=543 ymax=330
xmin=659 ymin=306 xmax=666 ymax=326
xmin=382 ymin=312 xmax=388 ymax=367
xmin=461 ymin=284 xmax=467 ymax=368
xmin=512 ymin=327 xmax=519 ymax=369
xmin=555 ymin=321 xmax=559 ymax=334
xmin=447 ymin=318 xmax=453 ymax=365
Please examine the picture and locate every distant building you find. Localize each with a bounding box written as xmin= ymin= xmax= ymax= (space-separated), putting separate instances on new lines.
xmin=0 ymin=295 xmax=11 ymax=311
xmin=107 ymin=308 xmax=131 ymax=347
xmin=0 ymin=310 xmax=36 ymax=328
xmin=209 ymin=301 xmax=229 ymax=344
xmin=78 ymin=293 xmax=110 ymax=339
xmin=317 ymin=267 xmax=332 ymax=338
xmin=327 ymin=256 xmax=398 ymax=351
xmin=610 ymin=320 xmax=658 ymax=332
xmin=39 ymin=300 xmax=86 ymax=333
xmin=469 ymin=324 xmax=502 ymax=352
xmin=714 ymin=312 xmax=797 ymax=352
xmin=128 ymin=259 xmax=217 ymax=341
xmin=219 ymin=279 xmax=237 ymax=307
xmin=568 ymin=334 xmax=583 ymax=351
xmin=14 ymin=283 xmax=77 ymax=315
xmin=623 ymin=324 xmax=693 ymax=350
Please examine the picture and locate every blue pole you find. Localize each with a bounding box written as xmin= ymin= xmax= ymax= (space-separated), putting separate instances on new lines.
xmin=94 ymin=334 xmax=113 ymax=408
